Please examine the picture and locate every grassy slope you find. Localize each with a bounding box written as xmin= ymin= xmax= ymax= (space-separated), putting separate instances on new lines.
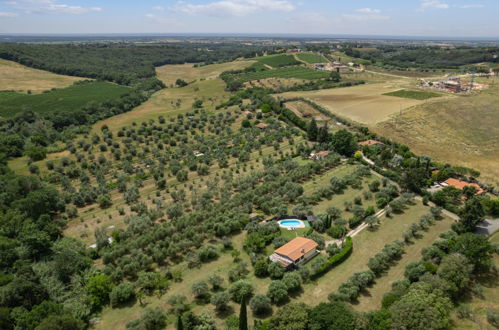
xmin=0 ymin=81 xmax=130 ymax=118
xmin=0 ymin=58 xmax=84 ymax=93
xmin=93 ymin=61 xmax=254 ymax=133
xmin=375 ymin=80 xmax=499 ymax=185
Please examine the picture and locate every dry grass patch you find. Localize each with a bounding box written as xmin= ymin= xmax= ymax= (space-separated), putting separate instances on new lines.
xmin=0 ymin=58 xmax=84 ymax=93
xmin=374 ymin=80 xmax=499 ymax=185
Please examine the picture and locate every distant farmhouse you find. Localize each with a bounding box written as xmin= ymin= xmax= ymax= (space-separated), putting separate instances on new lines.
xmin=269 ymin=237 xmax=319 ymax=269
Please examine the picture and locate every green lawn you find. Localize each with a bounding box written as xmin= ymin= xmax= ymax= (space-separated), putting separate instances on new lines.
xmin=296 ymin=203 xmax=443 ymax=307
xmin=354 ymin=212 xmax=456 ymax=311
xmin=383 ymin=89 xmax=442 ymax=100
xmin=254 ymin=54 xmax=300 ymax=68
xmin=296 ymin=53 xmax=328 ymax=64
xmin=0 ymin=81 xmax=130 ymax=118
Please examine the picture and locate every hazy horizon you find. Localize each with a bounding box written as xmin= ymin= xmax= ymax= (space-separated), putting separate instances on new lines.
xmin=1 ymin=0 xmax=498 ymax=38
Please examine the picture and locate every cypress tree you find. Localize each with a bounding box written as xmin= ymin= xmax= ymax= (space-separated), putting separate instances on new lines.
xmin=307 ymin=118 xmax=318 ymax=142
xmin=317 ymin=124 xmax=330 ymax=143
xmin=239 ymin=296 xmax=248 ymax=330
xmin=177 ymin=314 xmax=183 ymax=330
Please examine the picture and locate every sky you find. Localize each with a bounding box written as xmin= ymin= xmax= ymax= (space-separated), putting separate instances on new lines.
xmin=0 ymin=0 xmax=498 ymax=38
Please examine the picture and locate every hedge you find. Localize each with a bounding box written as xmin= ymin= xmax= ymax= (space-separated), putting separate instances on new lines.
xmin=311 ymin=237 xmax=353 ymax=279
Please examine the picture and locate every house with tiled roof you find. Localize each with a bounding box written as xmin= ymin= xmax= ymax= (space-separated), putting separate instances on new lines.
xmin=443 ymin=178 xmax=485 ymax=195
xmin=269 ymin=237 xmax=319 ymax=268
xmin=358 ymin=140 xmax=385 ymax=147
xmin=309 ymin=151 xmax=331 ymax=161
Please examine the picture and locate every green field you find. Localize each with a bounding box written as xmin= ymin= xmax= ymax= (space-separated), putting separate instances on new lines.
xmin=254 ymin=54 xmax=300 ymax=68
xmin=0 ymin=81 xmax=130 ymax=118
xmin=232 ymin=66 xmax=330 ymax=83
xmin=383 ymin=89 xmax=442 ymax=100
xmin=296 ymin=53 xmax=328 ymax=64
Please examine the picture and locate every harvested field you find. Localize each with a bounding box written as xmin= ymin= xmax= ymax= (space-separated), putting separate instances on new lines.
xmin=156 ymin=60 xmax=254 ymax=86
xmin=278 ymin=81 xmax=442 ymax=124
xmin=0 ymin=58 xmax=84 ymax=93
xmin=375 ymin=81 xmax=499 ymax=185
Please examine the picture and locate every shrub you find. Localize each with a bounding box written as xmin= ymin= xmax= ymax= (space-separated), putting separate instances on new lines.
xmin=487 ymin=309 xmax=499 ymax=328
xmin=268 ymin=262 xmax=285 ymax=279
xmin=191 ymin=281 xmax=209 ymax=299
xmin=197 ymin=245 xmax=219 ymax=262
xmin=210 ymin=291 xmax=231 ymax=311
xmin=249 ymin=294 xmax=272 ymax=315
xmin=28 ymin=164 xmax=39 ymax=174
xmin=348 ymin=216 xmax=363 ymax=229
xmin=110 ymin=283 xmax=135 ymax=307
xmin=126 ymin=307 xmax=166 ymax=330
xmin=282 ymin=272 xmax=302 ymax=292
xmin=207 ymin=274 xmax=224 ymax=290
xmin=327 ymin=225 xmax=347 ymax=239
xmin=267 ymin=280 xmax=288 ymax=304
xmin=254 ymin=259 xmax=269 ymax=278
xmin=229 ymin=280 xmax=254 ymax=302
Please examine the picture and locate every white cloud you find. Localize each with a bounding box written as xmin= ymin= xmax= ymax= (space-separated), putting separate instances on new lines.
xmin=171 ymin=0 xmax=295 ymax=17
xmin=145 ymin=13 xmax=181 ymax=25
xmin=0 ymin=11 xmax=18 ymax=17
xmin=356 ymin=8 xmax=381 ymax=14
xmin=343 ymin=8 xmax=389 ymax=21
xmin=458 ymin=4 xmax=484 ymax=8
xmin=4 ymin=0 xmax=102 ymax=14
xmin=287 ymin=12 xmax=328 ymax=25
xmin=419 ymin=0 xmax=449 ymax=10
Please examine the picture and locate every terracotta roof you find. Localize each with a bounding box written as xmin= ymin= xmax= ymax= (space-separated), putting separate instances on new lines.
xmin=444 ymin=178 xmax=485 ymax=195
xmin=358 ymin=140 xmax=384 ymax=147
xmin=256 ymin=122 xmax=268 ymax=129
xmin=316 ymin=151 xmax=330 ymax=157
xmin=274 ymin=237 xmax=318 ymax=262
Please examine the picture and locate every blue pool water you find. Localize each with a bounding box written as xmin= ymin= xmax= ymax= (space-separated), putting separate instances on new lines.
xmin=279 ymin=220 xmax=303 ymax=227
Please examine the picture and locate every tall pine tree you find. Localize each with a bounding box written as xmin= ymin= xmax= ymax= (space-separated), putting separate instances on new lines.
xmin=239 ymin=296 xmax=248 ymax=330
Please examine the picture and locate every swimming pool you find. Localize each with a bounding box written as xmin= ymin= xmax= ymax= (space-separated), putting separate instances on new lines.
xmin=278 ymin=219 xmax=306 ymax=229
